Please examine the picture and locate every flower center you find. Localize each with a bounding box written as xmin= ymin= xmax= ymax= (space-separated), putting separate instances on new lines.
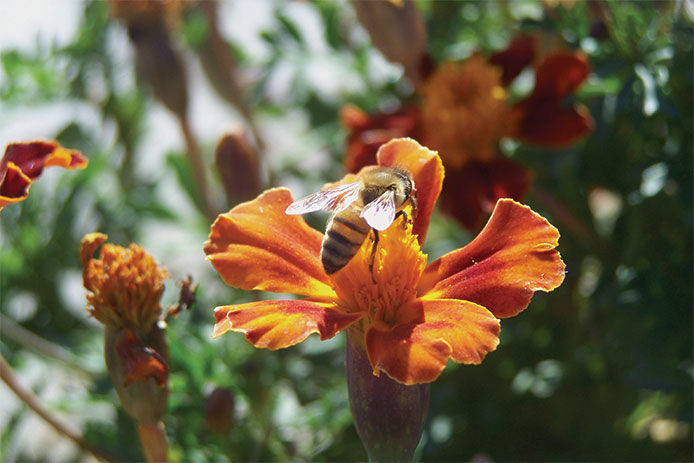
xmin=331 ymin=213 xmax=426 ymax=328
xmin=420 ymin=55 xmax=518 ymax=168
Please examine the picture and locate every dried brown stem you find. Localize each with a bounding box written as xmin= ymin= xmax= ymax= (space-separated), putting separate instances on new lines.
xmin=0 ymin=353 xmax=115 ymax=462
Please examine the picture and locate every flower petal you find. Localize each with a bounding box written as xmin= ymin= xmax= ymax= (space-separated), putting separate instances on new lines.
xmin=532 ymin=51 xmax=590 ymax=100
xmin=213 ymin=300 xmax=363 ymax=349
xmin=365 ymin=298 xmax=500 ymax=385
xmin=419 ymin=199 xmax=565 ymax=318
xmin=376 ymin=138 xmax=443 ymax=245
xmin=0 ymin=141 xmax=87 ymax=210
xmin=489 ymin=35 xmax=537 ymax=86
xmin=0 ymin=163 xmax=32 ymax=208
xmin=341 ymin=104 xmax=420 ymax=173
xmin=204 ymin=188 xmax=335 ymax=299
xmin=439 ymin=158 xmax=531 ymax=230
xmin=2 ymin=140 xmax=87 ymax=179
xmin=513 ymin=101 xmax=593 ymax=148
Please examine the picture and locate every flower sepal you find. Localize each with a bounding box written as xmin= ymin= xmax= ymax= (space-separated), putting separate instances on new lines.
xmin=345 ymin=327 xmax=429 ymax=462
xmin=104 ymin=326 xmax=169 ymax=425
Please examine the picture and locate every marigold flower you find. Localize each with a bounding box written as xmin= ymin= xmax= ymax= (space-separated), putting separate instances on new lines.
xmin=81 ymin=232 xmax=171 ymax=459
xmin=205 ymin=138 xmax=565 ymax=385
xmin=81 ymin=232 xmax=170 ymax=332
xmin=0 ymin=141 xmax=87 ymax=211
xmin=81 ymin=233 xmax=170 ymax=406
xmin=342 ymin=36 xmax=592 ymax=230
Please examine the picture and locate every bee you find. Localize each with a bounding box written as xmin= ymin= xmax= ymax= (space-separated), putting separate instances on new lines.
xmin=286 ymin=166 xmax=417 ymax=278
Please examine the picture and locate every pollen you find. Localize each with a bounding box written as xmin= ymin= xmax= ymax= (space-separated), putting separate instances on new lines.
xmin=81 ymin=233 xmax=170 ymax=332
xmin=331 ymin=216 xmax=426 ymax=327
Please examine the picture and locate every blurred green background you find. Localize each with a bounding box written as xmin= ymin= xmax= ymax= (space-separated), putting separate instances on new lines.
xmin=0 ymin=0 xmax=691 ymax=461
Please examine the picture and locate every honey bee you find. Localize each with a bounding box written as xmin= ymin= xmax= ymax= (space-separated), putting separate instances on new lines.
xmin=286 ymin=167 xmax=417 ymax=278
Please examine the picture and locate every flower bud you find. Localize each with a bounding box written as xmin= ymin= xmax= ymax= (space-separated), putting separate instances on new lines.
xmin=214 ymin=126 xmax=262 ymax=206
xmin=350 ymin=0 xmax=427 ymax=84
xmin=205 ymin=387 xmax=235 ymax=434
xmin=81 ymin=233 xmax=170 ymax=425
xmin=110 ymin=0 xmax=189 ymax=119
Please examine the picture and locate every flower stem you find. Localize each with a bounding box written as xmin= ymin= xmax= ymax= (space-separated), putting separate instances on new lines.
xmin=345 ymin=329 xmax=429 ymax=462
xmin=137 ymin=421 xmax=169 ymax=463
xmin=0 ymin=353 xmax=115 ymax=462
xmin=178 ymin=115 xmax=216 ymax=220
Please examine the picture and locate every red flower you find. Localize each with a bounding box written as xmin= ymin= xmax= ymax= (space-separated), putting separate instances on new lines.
xmin=0 ymin=141 xmax=88 ymax=211
xmin=205 ymin=138 xmax=565 ymax=384
xmin=341 ymin=36 xmax=592 ymax=230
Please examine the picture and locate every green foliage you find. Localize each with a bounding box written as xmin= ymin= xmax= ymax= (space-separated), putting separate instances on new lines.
xmin=1 ymin=0 xmax=691 ymax=461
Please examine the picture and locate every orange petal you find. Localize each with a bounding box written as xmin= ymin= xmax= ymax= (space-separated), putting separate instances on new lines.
xmin=513 ymin=101 xmax=593 ymax=148
xmin=204 ymin=188 xmax=335 ymax=300
xmin=116 ymin=328 xmax=168 ymax=387
xmin=439 ymin=158 xmax=531 ymax=230
xmin=365 ymin=298 xmax=500 ymax=385
xmin=489 ymin=35 xmax=537 ymax=86
xmin=213 ymin=300 xmax=363 ymax=349
xmin=419 ymin=199 xmax=565 ymax=318
xmin=376 ymin=138 xmax=443 ymax=245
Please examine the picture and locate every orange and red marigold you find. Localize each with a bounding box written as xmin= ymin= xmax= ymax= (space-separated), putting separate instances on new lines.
xmin=342 ymin=35 xmax=593 ymax=230
xmin=205 ymin=138 xmax=565 ymax=385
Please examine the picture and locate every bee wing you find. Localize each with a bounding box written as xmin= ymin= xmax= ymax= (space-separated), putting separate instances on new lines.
xmin=285 ymin=182 xmax=360 ymax=215
xmin=360 ymin=189 xmax=396 ymax=231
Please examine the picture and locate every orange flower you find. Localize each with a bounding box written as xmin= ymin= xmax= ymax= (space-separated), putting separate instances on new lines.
xmin=0 ymin=141 xmax=87 ymax=211
xmin=205 ymin=138 xmax=565 ymax=385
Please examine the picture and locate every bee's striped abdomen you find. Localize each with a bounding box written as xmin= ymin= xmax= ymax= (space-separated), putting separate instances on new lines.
xmin=321 ymin=210 xmax=369 ymax=274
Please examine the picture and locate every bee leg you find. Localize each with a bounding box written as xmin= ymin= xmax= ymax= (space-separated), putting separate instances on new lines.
xmin=395 ymin=210 xmax=409 ymax=229
xmin=369 ymin=229 xmax=379 ymax=284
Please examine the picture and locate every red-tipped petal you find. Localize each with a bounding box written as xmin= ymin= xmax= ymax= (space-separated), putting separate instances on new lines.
xmin=0 ymin=163 xmax=32 ymax=208
xmin=204 ymin=188 xmax=336 ymax=300
xmin=213 ymin=300 xmax=363 ymax=349
xmin=419 ymin=199 xmax=565 ymax=318
xmin=0 ymin=141 xmax=87 ymax=210
xmin=3 ymin=140 xmax=87 ymax=179
xmin=365 ymin=298 xmax=500 ymax=385
xmin=376 ymin=138 xmax=444 ymax=245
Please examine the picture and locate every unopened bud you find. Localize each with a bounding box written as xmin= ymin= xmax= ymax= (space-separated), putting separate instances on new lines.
xmin=350 ymin=0 xmax=427 ymax=84
xmin=205 ymin=387 xmax=235 ymax=434
xmin=214 ymin=127 xmax=262 ymax=206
